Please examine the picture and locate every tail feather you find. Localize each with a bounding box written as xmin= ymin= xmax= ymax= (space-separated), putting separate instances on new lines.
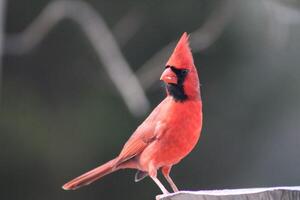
xmin=62 ymin=158 xmax=117 ymax=190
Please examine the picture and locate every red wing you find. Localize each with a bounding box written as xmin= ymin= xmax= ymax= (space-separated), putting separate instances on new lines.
xmin=116 ymin=121 xmax=157 ymax=165
xmin=115 ymin=98 xmax=168 ymax=165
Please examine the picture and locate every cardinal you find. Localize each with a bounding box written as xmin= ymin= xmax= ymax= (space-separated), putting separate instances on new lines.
xmin=62 ymin=32 xmax=202 ymax=194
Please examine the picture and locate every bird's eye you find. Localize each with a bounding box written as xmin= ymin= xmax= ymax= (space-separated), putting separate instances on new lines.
xmin=182 ymin=69 xmax=189 ymax=75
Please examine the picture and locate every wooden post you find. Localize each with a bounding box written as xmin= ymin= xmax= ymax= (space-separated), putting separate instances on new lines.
xmin=157 ymin=186 xmax=300 ymax=200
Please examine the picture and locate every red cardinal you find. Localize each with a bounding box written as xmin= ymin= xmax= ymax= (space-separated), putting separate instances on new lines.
xmin=62 ymin=32 xmax=202 ymax=194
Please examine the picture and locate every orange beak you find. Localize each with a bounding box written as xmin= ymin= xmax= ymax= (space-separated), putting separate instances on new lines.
xmin=160 ymin=67 xmax=177 ymax=84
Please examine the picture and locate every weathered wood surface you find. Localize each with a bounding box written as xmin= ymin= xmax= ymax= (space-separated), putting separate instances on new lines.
xmin=157 ymin=186 xmax=300 ymax=200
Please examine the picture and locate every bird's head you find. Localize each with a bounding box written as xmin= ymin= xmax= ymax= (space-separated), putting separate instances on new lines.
xmin=160 ymin=32 xmax=200 ymax=102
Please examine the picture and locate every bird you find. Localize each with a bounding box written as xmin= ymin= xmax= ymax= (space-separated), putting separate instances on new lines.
xmin=62 ymin=32 xmax=202 ymax=194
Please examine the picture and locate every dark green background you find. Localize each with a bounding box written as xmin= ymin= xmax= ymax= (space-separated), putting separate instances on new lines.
xmin=2 ymin=0 xmax=300 ymax=199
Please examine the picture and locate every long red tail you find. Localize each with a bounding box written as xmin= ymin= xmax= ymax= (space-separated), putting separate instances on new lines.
xmin=62 ymin=158 xmax=117 ymax=190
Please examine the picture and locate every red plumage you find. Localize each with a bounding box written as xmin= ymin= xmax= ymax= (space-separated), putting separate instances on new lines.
xmin=62 ymin=32 xmax=203 ymax=194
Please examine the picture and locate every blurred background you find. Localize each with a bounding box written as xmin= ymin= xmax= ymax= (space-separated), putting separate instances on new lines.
xmin=1 ymin=0 xmax=300 ymax=199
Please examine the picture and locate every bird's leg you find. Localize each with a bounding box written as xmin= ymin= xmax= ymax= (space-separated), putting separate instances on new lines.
xmin=149 ymin=164 xmax=169 ymax=194
xmin=151 ymin=176 xmax=169 ymax=194
xmin=162 ymin=166 xmax=179 ymax=192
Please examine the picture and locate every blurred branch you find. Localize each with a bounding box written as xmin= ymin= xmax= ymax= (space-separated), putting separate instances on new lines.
xmin=4 ymin=0 xmax=150 ymax=117
xmin=0 ymin=0 xmax=6 ymax=105
xmin=264 ymin=0 xmax=300 ymax=24
xmin=4 ymin=3 xmax=144 ymax=54
xmin=263 ymin=0 xmax=300 ymax=49
xmin=112 ymin=7 xmax=145 ymax=47
xmin=136 ymin=0 xmax=234 ymax=90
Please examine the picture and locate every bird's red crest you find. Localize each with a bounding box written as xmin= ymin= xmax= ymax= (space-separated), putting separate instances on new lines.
xmin=166 ymin=32 xmax=194 ymax=69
